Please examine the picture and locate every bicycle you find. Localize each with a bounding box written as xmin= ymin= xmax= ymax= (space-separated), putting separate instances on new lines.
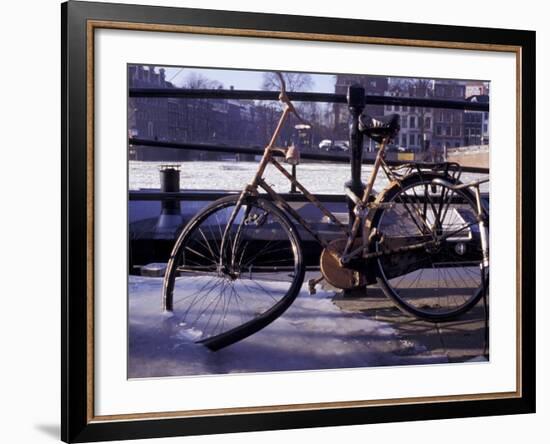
xmin=162 ymin=73 xmax=490 ymax=351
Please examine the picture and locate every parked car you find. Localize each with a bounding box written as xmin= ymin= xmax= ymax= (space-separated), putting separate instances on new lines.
xmin=330 ymin=140 xmax=350 ymax=152
xmin=318 ymin=139 xmax=332 ymax=150
xmin=318 ymin=139 xmax=349 ymax=152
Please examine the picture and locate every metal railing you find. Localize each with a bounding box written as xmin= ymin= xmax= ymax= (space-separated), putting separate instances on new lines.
xmin=129 ymin=87 xmax=489 ymax=168
xmin=129 ymin=88 xmax=489 ymax=111
xmin=128 ymin=190 xmax=347 ymax=202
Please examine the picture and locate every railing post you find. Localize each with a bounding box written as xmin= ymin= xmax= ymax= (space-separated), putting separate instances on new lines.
xmin=345 ymin=84 xmax=366 ymax=230
xmin=290 ymin=164 xmax=298 ymax=193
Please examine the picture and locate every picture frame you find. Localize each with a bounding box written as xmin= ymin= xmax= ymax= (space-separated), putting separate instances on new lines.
xmin=61 ymin=0 xmax=536 ymax=442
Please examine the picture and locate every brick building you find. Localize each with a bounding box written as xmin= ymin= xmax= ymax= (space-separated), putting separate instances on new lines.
xmin=383 ymin=80 xmax=434 ymax=154
xmin=432 ymin=81 xmax=466 ymax=153
xmin=464 ymin=82 xmax=490 ymax=146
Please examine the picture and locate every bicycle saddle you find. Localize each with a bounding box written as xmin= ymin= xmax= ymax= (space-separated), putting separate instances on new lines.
xmin=359 ymin=113 xmax=400 ymax=143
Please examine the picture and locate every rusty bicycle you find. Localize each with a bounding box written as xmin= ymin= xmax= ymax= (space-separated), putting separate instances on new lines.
xmin=162 ymin=73 xmax=489 ymax=351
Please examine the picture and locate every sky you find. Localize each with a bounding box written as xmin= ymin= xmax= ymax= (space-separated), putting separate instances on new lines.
xmin=162 ymin=66 xmax=337 ymax=92
xmin=148 ymin=65 xmax=489 ymax=95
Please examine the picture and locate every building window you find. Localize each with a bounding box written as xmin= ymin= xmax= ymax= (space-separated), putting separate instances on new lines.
xmin=425 ymin=117 xmax=431 ymax=128
xmin=436 ymin=125 xmax=442 ymax=136
xmin=409 ymin=116 xmax=416 ymax=128
xmin=401 ymin=117 xmax=407 ymax=129
xmin=409 ymin=134 xmax=415 ymax=145
xmin=386 ymin=104 xmax=392 ymax=111
xmin=401 ymin=134 xmax=407 ymax=146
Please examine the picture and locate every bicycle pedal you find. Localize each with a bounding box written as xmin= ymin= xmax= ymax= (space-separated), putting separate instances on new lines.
xmin=308 ymin=276 xmax=324 ymax=295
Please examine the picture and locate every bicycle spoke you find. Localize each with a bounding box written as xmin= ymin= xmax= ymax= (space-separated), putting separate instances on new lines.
xmin=375 ymin=175 xmax=488 ymax=319
xmin=165 ymin=198 xmax=302 ymax=346
xmin=184 ymin=245 xmax=217 ymax=265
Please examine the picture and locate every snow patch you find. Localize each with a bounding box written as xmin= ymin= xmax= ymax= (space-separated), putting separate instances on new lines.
xmin=128 ymin=275 xmax=405 ymax=378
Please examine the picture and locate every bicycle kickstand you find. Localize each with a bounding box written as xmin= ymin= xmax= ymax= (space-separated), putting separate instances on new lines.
xmin=308 ymin=275 xmax=325 ymax=295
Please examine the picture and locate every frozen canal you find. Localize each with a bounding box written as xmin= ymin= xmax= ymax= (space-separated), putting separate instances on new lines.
xmin=129 ymin=160 xmax=488 ymax=194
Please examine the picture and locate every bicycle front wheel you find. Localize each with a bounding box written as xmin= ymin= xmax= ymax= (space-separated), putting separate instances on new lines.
xmin=369 ymin=172 xmax=488 ymax=321
xmin=162 ymin=195 xmax=305 ymax=350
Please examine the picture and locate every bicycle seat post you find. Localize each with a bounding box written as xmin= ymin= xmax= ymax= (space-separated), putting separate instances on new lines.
xmin=345 ymin=84 xmax=366 ymax=230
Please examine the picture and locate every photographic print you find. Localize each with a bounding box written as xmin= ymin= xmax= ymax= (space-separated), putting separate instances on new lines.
xmin=63 ymin=2 xmax=535 ymax=441
xmin=127 ymin=65 xmax=490 ymax=379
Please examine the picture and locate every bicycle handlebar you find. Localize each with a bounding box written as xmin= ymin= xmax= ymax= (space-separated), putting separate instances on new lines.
xmin=275 ymin=72 xmax=312 ymax=128
xmin=275 ymin=72 xmax=287 ymax=93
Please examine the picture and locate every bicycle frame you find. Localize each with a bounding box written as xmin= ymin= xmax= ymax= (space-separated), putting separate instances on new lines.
xmin=218 ymin=95 xmax=390 ymax=268
xmin=161 ymin=77 xmax=490 ymax=336
xmin=218 ymin=86 xmax=489 ymax=275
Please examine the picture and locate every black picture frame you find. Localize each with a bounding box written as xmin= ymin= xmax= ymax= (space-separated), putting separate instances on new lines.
xmin=62 ymin=1 xmax=536 ymax=442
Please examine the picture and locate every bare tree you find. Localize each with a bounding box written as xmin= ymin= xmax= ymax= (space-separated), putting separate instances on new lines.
xmin=261 ymin=72 xmax=314 ymax=92
xmin=184 ymin=72 xmax=223 ymax=89
xmin=261 ymin=72 xmax=315 ymax=142
xmin=389 ymin=77 xmax=433 ymax=95
xmin=181 ymin=73 xmax=224 ymax=143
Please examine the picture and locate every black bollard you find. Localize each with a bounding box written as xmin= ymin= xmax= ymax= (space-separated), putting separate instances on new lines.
xmin=155 ymin=165 xmax=182 ymax=234
xmin=345 ymin=84 xmax=366 ymax=230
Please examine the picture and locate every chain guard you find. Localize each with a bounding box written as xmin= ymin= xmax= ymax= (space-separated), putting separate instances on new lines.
xmin=320 ymin=238 xmax=371 ymax=290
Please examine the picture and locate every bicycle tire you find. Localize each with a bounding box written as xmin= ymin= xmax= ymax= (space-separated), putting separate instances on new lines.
xmin=162 ymin=194 xmax=305 ymax=350
xmin=368 ymin=172 xmax=488 ymax=322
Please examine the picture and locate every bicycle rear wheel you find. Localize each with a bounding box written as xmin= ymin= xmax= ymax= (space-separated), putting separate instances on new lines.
xmin=369 ymin=172 xmax=488 ymax=321
xmin=162 ymin=195 xmax=305 ymax=350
